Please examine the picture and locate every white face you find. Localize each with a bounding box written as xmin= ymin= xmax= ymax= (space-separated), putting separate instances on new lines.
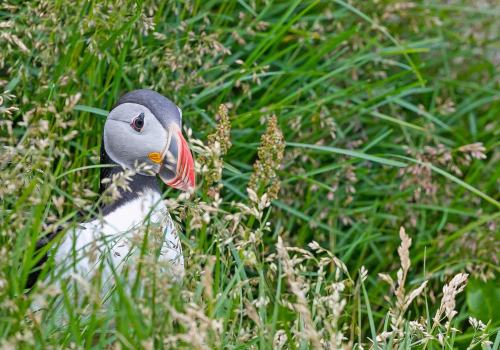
xmin=104 ymin=103 xmax=168 ymax=175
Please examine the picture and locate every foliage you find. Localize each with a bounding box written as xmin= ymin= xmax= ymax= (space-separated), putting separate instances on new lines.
xmin=1 ymin=0 xmax=500 ymax=348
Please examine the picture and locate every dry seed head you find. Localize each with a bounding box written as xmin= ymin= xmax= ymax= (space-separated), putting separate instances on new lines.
xmin=359 ymin=266 xmax=368 ymax=282
xmin=266 ymin=178 xmax=281 ymax=201
xmin=378 ymin=273 xmax=394 ymax=285
xmin=379 ymin=227 xmax=429 ymax=336
xmin=458 ymin=142 xmax=487 ymax=160
xmin=397 ymin=140 xmax=481 ymax=205
xmin=469 ymin=317 xmax=486 ymax=332
xmin=207 ymin=104 xmax=231 ymax=155
xmin=0 ymin=91 xmax=19 ymax=115
xmin=249 ymin=115 xmax=285 ymax=190
xmin=398 ymin=227 xmax=411 ymax=271
xmin=196 ymin=104 xmax=232 ymax=186
xmin=433 ymin=273 xmax=469 ymax=325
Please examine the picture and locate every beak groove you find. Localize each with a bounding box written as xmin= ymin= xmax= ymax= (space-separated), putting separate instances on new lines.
xmin=158 ymin=126 xmax=195 ymax=191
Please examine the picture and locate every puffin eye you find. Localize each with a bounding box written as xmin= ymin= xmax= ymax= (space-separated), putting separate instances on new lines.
xmin=131 ymin=112 xmax=145 ymax=132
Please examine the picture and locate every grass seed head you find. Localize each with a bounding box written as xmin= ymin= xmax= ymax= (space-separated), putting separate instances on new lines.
xmin=249 ymin=115 xmax=285 ymax=190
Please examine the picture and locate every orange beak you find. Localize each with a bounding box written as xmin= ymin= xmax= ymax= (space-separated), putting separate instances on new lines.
xmin=151 ymin=125 xmax=195 ymax=191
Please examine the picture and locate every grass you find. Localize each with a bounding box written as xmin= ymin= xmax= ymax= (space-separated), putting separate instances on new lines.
xmin=1 ymin=0 xmax=500 ymax=348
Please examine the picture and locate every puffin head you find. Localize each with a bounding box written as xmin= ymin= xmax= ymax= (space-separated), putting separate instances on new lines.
xmin=103 ymin=89 xmax=195 ymax=191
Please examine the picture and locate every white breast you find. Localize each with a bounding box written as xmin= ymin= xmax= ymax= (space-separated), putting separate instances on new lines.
xmin=33 ymin=191 xmax=183 ymax=311
xmin=56 ymin=190 xmax=183 ymax=271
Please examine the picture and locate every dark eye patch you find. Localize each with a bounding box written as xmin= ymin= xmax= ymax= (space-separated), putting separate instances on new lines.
xmin=131 ymin=112 xmax=145 ymax=132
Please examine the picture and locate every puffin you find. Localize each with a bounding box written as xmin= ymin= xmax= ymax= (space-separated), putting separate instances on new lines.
xmin=28 ymin=89 xmax=195 ymax=308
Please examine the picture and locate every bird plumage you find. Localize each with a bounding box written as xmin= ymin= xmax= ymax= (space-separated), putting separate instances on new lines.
xmin=29 ymin=90 xmax=194 ymax=311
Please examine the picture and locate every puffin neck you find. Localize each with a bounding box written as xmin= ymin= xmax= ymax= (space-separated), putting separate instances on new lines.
xmin=98 ymin=139 xmax=161 ymax=216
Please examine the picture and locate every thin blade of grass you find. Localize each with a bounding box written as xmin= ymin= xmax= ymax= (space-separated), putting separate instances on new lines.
xmin=287 ymin=142 xmax=407 ymax=167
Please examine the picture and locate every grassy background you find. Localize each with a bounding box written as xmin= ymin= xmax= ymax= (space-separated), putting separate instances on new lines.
xmin=1 ymin=0 xmax=500 ymax=348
